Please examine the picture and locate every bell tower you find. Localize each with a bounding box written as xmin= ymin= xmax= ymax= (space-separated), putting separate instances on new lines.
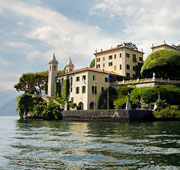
xmin=65 ymin=57 xmax=74 ymax=73
xmin=48 ymin=54 xmax=58 ymax=97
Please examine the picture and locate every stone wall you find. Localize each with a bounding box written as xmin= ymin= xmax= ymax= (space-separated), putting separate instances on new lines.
xmin=62 ymin=109 xmax=153 ymax=122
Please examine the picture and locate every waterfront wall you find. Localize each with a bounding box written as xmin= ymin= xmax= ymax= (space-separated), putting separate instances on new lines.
xmin=62 ymin=109 xmax=153 ymax=122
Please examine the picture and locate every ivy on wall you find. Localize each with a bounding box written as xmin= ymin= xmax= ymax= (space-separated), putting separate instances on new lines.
xmin=62 ymin=79 xmax=69 ymax=99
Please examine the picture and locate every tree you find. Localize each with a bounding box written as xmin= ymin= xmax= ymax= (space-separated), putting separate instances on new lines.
xmin=141 ymin=49 xmax=180 ymax=78
xmin=14 ymin=72 xmax=48 ymax=94
xmin=90 ymin=58 xmax=95 ymax=68
xmin=98 ymin=87 xmax=117 ymax=109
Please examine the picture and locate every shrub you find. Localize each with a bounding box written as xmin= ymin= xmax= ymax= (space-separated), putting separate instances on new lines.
xmin=153 ymin=105 xmax=180 ymax=118
xmin=16 ymin=94 xmax=33 ymax=118
xmin=113 ymin=86 xmax=134 ymax=109
xmin=141 ymin=49 xmax=180 ymax=78
xmin=42 ymin=103 xmax=62 ymax=120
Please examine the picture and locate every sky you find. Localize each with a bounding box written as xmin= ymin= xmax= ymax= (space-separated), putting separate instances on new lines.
xmin=0 ymin=0 xmax=180 ymax=91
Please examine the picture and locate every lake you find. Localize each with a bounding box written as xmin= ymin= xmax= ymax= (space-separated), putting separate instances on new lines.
xmin=0 ymin=116 xmax=179 ymax=169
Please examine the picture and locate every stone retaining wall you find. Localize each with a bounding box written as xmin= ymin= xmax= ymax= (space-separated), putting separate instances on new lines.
xmin=62 ymin=110 xmax=153 ymax=122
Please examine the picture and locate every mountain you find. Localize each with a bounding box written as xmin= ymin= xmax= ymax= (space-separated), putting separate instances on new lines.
xmin=0 ymin=90 xmax=22 ymax=116
xmin=0 ymin=90 xmax=20 ymax=107
xmin=0 ymin=97 xmax=18 ymax=116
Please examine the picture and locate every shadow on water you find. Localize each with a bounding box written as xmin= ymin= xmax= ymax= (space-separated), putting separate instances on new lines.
xmin=2 ymin=119 xmax=180 ymax=169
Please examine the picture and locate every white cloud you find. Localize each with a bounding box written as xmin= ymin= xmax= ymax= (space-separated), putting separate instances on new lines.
xmin=0 ymin=70 xmax=19 ymax=90
xmin=16 ymin=22 xmax=24 ymax=26
xmin=7 ymin=42 xmax=32 ymax=48
xmin=0 ymin=1 xmax=118 ymax=68
xmin=27 ymin=51 xmax=43 ymax=61
xmin=91 ymin=0 xmax=180 ymax=57
xmin=0 ymin=57 xmax=13 ymax=66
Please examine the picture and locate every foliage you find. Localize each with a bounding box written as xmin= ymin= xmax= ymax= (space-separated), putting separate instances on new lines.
xmin=153 ymin=105 xmax=180 ymax=119
xmin=135 ymin=62 xmax=143 ymax=78
xmin=55 ymin=81 xmax=61 ymax=97
xmin=113 ymin=85 xmax=180 ymax=109
xmin=16 ymin=94 xmax=34 ymax=118
xmin=155 ymin=85 xmax=180 ymax=105
xmin=16 ymin=94 xmax=62 ymax=120
xmin=90 ymin=58 xmax=95 ymax=68
xmin=42 ymin=103 xmax=62 ymax=120
xmin=61 ymin=79 xmax=69 ymax=99
xmin=141 ymin=49 xmax=180 ymax=78
xmin=53 ymin=97 xmax=66 ymax=105
xmin=113 ymin=86 xmax=134 ymax=109
xmin=98 ymin=87 xmax=117 ymax=109
xmin=14 ymin=72 xmax=48 ymax=94
xmin=130 ymin=87 xmax=158 ymax=104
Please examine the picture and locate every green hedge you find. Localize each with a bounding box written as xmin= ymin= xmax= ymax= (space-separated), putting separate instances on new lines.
xmin=141 ymin=49 xmax=180 ymax=78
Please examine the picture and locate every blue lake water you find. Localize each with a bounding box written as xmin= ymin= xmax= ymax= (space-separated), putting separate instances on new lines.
xmin=0 ymin=116 xmax=179 ymax=169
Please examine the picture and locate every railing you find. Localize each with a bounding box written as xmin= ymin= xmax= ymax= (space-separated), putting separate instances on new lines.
xmin=111 ymin=77 xmax=180 ymax=86
xmin=32 ymin=94 xmax=64 ymax=109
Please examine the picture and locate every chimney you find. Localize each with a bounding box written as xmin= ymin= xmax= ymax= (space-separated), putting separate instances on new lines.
xmin=101 ymin=49 xmax=103 ymax=52
xmin=95 ymin=49 xmax=97 ymax=53
xmin=164 ymin=40 xmax=166 ymax=44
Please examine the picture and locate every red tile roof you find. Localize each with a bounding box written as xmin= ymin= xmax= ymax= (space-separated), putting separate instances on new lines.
xmin=57 ymin=67 xmax=123 ymax=77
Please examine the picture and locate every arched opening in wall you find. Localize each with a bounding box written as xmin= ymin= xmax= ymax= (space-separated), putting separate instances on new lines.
xmin=54 ymin=66 xmax=56 ymax=70
xmin=77 ymin=102 xmax=84 ymax=110
xmin=89 ymin=102 xmax=96 ymax=110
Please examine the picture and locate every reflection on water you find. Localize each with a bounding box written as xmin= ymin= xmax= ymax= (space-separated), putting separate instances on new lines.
xmin=0 ymin=117 xmax=179 ymax=169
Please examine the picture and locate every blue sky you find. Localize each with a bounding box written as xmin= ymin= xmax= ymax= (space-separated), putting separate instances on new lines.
xmin=0 ymin=0 xmax=180 ymax=90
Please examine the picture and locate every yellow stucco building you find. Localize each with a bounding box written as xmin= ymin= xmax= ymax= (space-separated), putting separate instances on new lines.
xmin=151 ymin=41 xmax=180 ymax=52
xmin=57 ymin=67 xmax=122 ymax=110
xmin=94 ymin=43 xmax=144 ymax=79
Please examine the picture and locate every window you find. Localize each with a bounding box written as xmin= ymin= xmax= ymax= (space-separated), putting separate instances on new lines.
xmin=126 ymin=64 xmax=130 ymax=70
xmin=101 ymin=87 xmax=104 ymax=93
xmin=76 ymin=87 xmax=79 ymax=94
xmin=71 ymin=77 xmax=73 ymax=86
xmin=133 ymin=74 xmax=136 ymax=79
xmin=103 ymin=57 xmax=105 ymax=61
xmin=126 ymin=53 xmax=130 ymax=57
xmin=93 ymin=75 xmax=96 ymax=81
xmin=133 ymin=66 xmax=136 ymax=71
xmin=139 ymin=57 xmax=143 ymax=61
xmin=70 ymin=87 xmax=72 ymax=92
xmin=82 ymin=75 xmax=86 ymax=80
xmin=119 ymin=53 xmax=121 ymax=58
xmin=113 ymin=77 xmax=116 ymax=82
xmin=133 ymin=54 xmax=136 ymax=62
xmin=114 ymin=54 xmax=116 ymax=59
xmin=114 ymin=65 xmax=116 ymax=71
xmin=97 ymin=58 xmax=100 ymax=62
xmin=92 ymin=86 xmax=97 ymax=94
xmin=76 ymin=76 xmax=80 ymax=81
xmin=126 ymin=73 xmax=130 ymax=78
xmin=108 ymin=62 xmax=113 ymax=66
xmin=105 ymin=77 xmax=108 ymax=82
xmin=54 ymin=66 xmax=56 ymax=70
xmin=82 ymin=86 xmax=86 ymax=93
xmin=103 ymin=63 xmax=105 ymax=67
xmin=119 ymin=64 xmax=122 ymax=70
xmin=109 ymin=55 xmax=112 ymax=60
xmin=96 ymin=64 xmax=100 ymax=68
